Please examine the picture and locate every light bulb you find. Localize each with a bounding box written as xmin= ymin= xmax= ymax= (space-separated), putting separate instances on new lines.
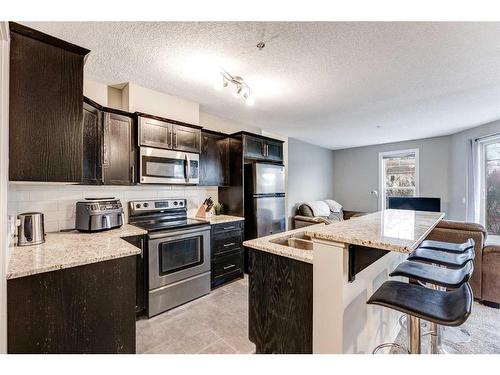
xmin=233 ymin=84 xmax=243 ymax=98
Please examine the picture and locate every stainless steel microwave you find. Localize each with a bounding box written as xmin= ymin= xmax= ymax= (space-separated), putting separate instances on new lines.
xmin=139 ymin=147 xmax=199 ymax=184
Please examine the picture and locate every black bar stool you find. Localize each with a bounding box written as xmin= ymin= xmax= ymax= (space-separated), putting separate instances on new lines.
xmin=398 ymin=238 xmax=475 ymax=353
xmin=407 ymin=246 xmax=474 ymax=268
xmin=391 ymin=260 xmax=473 ymax=289
xmin=367 ymin=281 xmax=473 ymax=354
xmin=419 ymin=239 xmax=474 ymax=253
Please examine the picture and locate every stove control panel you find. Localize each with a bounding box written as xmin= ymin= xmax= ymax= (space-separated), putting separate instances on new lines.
xmin=130 ymin=199 xmax=186 ymax=213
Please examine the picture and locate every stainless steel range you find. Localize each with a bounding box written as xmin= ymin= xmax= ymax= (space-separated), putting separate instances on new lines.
xmin=129 ymin=199 xmax=211 ymax=317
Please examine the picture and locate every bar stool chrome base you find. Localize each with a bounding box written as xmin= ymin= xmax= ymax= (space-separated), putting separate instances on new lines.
xmin=372 ymin=342 xmax=408 ymax=354
xmin=368 ymin=281 xmax=472 ymax=354
xmin=398 ymin=316 xmax=465 ymax=354
xmin=398 ymin=315 xmax=430 ymax=332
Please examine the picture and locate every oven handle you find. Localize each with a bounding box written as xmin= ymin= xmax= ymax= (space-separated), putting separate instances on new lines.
xmin=147 ymin=226 xmax=211 ymax=240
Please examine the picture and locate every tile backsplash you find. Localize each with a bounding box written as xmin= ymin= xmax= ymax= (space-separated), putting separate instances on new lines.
xmin=8 ymin=183 xmax=218 ymax=233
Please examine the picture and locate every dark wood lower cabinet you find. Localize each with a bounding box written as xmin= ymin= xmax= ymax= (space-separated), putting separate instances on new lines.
xmin=211 ymin=221 xmax=244 ymax=289
xmin=7 ymin=256 xmax=136 ymax=354
xmin=248 ymin=248 xmax=313 ymax=354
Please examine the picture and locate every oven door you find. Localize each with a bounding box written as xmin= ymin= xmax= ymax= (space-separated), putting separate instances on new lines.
xmin=139 ymin=147 xmax=199 ymax=184
xmin=148 ymin=226 xmax=210 ymax=290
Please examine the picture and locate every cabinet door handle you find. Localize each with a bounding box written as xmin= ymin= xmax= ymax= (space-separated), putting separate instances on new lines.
xmin=223 ymin=226 xmax=236 ymax=230
xmin=169 ymin=128 xmax=173 ymax=149
xmin=223 ymin=264 xmax=236 ymax=270
xmin=174 ymin=132 xmax=178 ymax=149
xmin=223 ymin=242 xmax=236 ymax=247
xmin=266 ymin=144 xmax=269 ymax=157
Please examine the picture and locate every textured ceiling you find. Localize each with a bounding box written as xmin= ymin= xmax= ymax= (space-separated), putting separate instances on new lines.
xmin=21 ymin=22 xmax=500 ymax=149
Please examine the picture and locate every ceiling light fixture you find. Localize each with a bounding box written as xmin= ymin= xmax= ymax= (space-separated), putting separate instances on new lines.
xmin=216 ymin=70 xmax=254 ymax=106
xmin=214 ymin=73 xmax=228 ymax=90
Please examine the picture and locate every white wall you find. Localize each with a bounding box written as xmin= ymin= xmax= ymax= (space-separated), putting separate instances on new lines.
xmin=332 ymin=136 xmax=450 ymax=214
xmin=107 ymin=86 xmax=123 ymax=110
xmin=199 ymin=112 xmax=261 ymax=134
xmin=83 ymin=78 xmax=108 ymax=106
xmin=125 ymin=83 xmax=200 ymax=125
xmin=287 ymin=138 xmax=335 ymax=226
xmin=0 ymin=21 xmax=9 ymax=354
xmin=8 ymin=183 xmax=218 ymax=232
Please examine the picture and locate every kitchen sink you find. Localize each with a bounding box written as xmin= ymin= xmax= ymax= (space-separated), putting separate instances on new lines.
xmin=270 ymin=232 xmax=314 ymax=250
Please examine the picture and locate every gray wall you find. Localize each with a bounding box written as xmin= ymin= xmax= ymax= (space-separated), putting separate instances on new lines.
xmin=331 ymin=119 xmax=500 ymax=221
xmin=332 ymin=136 xmax=451 ymax=214
xmin=287 ymin=138 xmax=335 ymax=226
xmin=448 ymin=119 xmax=500 ymax=221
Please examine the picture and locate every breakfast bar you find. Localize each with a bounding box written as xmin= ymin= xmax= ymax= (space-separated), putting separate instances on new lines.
xmin=244 ymin=209 xmax=444 ymax=354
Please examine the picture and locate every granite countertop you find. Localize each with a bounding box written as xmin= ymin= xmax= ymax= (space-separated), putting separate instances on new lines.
xmin=243 ymin=224 xmax=326 ymax=264
xmin=190 ymin=214 xmax=245 ymax=225
xmin=306 ymin=209 xmax=445 ymax=253
xmin=7 ymin=224 xmax=147 ymax=280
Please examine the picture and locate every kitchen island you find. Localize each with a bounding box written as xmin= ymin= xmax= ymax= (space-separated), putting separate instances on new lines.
xmin=243 ymin=209 xmax=444 ymax=354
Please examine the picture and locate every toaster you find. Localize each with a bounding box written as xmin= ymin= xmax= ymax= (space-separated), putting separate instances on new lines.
xmin=76 ymin=198 xmax=124 ymax=232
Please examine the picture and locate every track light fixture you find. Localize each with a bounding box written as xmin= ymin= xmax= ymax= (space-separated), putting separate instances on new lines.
xmin=216 ymin=70 xmax=254 ymax=106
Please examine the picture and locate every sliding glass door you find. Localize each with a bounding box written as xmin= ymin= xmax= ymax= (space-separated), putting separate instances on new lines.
xmin=480 ymin=138 xmax=500 ymax=235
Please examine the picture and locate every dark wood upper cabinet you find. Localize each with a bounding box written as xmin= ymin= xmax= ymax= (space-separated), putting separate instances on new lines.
xmin=243 ymin=135 xmax=266 ymax=160
xmin=199 ymin=130 xmax=229 ymax=186
xmin=82 ymin=97 xmax=136 ymax=185
xmin=82 ymin=101 xmax=103 ymax=184
xmin=265 ymin=139 xmax=284 ymax=162
xmin=173 ymin=124 xmax=201 ymax=153
xmin=238 ymin=132 xmax=284 ymax=163
xmin=103 ymin=112 xmax=134 ymax=185
xmin=138 ymin=116 xmax=172 ymax=149
xmin=137 ymin=113 xmax=201 ymax=153
xmin=9 ymin=22 xmax=90 ymax=182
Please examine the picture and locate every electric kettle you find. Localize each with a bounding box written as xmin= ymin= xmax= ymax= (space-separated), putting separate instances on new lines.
xmin=17 ymin=212 xmax=45 ymax=246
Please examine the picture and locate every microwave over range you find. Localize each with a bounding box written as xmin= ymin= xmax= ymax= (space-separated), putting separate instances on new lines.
xmin=139 ymin=147 xmax=199 ymax=184
xmin=138 ymin=115 xmax=201 ymax=185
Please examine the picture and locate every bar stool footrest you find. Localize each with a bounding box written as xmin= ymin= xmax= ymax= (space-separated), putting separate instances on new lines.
xmin=372 ymin=342 xmax=408 ymax=354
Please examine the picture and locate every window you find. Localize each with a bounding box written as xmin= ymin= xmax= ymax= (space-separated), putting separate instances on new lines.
xmin=479 ymin=136 xmax=500 ymax=235
xmin=378 ymin=149 xmax=419 ymax=210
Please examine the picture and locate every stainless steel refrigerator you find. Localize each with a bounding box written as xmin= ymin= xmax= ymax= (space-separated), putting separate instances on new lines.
xmin=244 ymin=162 xmax=286 ymax=240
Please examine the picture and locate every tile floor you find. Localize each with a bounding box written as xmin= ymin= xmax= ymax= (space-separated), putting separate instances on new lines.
xmin=138 ymin=275 xmax=500 ymax=354
xmin=136 ymin=276 xmax=255 ymax=354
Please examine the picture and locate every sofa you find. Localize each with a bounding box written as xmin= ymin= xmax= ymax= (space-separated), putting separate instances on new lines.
xmin=482 ymin=236 xmax=500 ymax=306
xmin=293 ymin=201 xmax=365 ymax=229
xmin=425 ymin=219 xmax=500 ymax=306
